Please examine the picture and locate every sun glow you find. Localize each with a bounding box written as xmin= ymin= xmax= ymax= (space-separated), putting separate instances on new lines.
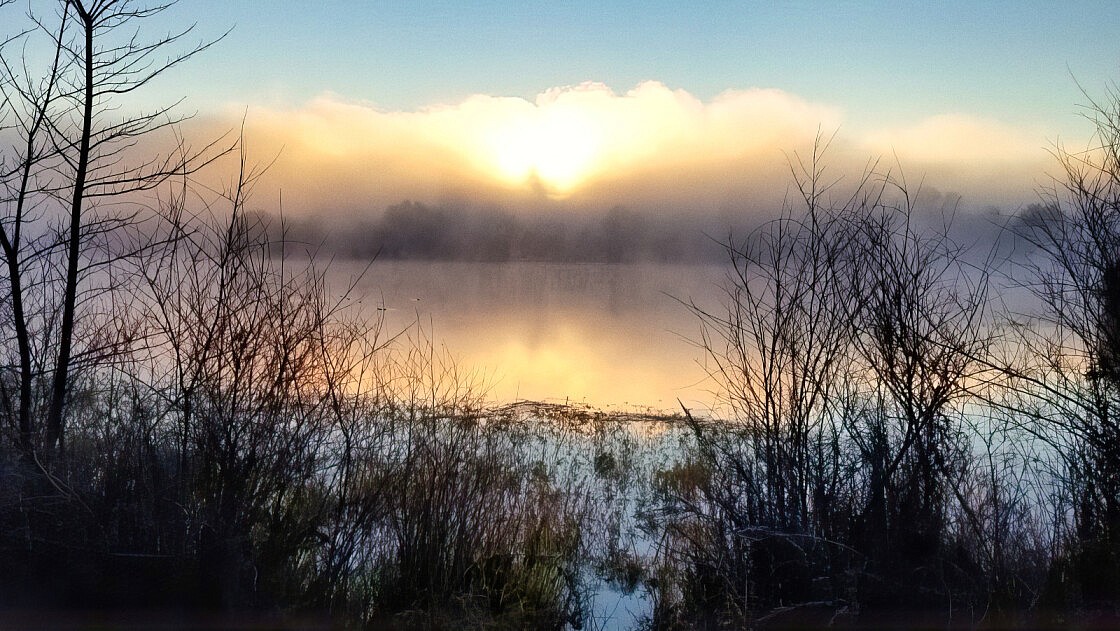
xmin=465 ymin=81 xmax=842 ymax=199
xmin=480 ymin=97 xmax=606 ymax=197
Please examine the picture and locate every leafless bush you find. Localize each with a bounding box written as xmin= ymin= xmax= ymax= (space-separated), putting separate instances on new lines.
xmin=994 ymin=83 xmax=1120 ymax=616
xmin=660 ymin=139 xmax=1008 ymax=628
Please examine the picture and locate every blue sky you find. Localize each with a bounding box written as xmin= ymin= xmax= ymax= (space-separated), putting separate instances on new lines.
xmin=166 ymin=1 xmax=1120 ymax=135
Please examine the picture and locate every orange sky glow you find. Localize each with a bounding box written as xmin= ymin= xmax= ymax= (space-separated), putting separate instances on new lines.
xmin=198 ymin=81 xmax=1055 ymax=220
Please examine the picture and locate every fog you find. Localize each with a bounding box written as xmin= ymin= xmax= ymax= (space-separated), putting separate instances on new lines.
xmin=251 ymin=184 xmax=1031 ymax=265
xmin=343 ymin=259 xmax=727 ymax=410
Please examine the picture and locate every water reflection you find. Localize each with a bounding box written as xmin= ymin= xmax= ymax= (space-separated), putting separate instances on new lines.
xmin=335 ymin=261 xmax=725 ymax=412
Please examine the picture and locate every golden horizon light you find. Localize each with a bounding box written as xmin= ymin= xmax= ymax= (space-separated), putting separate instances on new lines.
xmin=226 ymin=80 xmax=1054 ymax=215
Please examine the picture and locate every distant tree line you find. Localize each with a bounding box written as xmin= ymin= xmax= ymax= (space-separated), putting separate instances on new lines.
xmin=258 ymin=202 xmax=737 ymax=264
xmin=264 ymin=197 xmax=998 ymax=266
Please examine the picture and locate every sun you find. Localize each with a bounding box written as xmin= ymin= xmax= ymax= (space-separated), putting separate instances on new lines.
xmin=480 ymin=105 xmax=605 ymax=197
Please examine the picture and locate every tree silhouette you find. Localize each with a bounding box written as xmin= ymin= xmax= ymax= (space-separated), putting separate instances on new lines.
xmin=0 ymin=0 xmax=227 ymax=456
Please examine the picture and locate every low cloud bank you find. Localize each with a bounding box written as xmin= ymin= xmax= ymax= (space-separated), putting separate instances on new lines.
xmin=179 ymin=81 xmax=1060 ymax=260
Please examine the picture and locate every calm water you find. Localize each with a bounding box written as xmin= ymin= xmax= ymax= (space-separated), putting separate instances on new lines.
xmin=333 ymin=261 xmax=728 ymax=412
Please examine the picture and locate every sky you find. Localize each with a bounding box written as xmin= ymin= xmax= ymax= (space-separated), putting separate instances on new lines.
xmin=116 ymin=1 xmax=1120 ymax=219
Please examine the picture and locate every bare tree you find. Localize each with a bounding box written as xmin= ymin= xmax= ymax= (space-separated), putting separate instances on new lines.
xmin=674 ymin=137 xmax=882 ymax=622
xmin=672 ymin=142 xmax=997 ymax=625
xmin=0 ymin=0 xmax=228 ymax=455
xmin=0 ymin=1 xmax=69 ymax=455
xmin=1002 ymin=83 xmax=1120 ymax=608
xmin=689 ymin=135 xmax=867 ymax=534
xmin=123 ymin=149 xmax=390 ymax=607
xmin=842 ymin=169 xmax=993 ymax=618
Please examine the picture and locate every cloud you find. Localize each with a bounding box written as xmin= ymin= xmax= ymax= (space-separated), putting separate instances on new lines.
xmin=863 ymin=113 xmax=1043 ymax=164
xmin=859 ymin=113 xmax=1053 ymax=203
xmin=204 ymin=82 xmax=836 ymax=216
xmin=190 ymin=81 xmax=1056 ymax=223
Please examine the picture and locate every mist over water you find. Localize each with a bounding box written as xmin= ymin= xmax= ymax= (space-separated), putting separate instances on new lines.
xmin=338 ymin=260 xmax=727 ymax=411
xmin=260 ymin=202 xmax=743 ymax=264
xmin=311 ymin=204 xmax=1034 ymax=413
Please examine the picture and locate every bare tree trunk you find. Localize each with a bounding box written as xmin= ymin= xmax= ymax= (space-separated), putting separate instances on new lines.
xmin=0 ymin=235 xmax=32 ymax=453
xmin=45 ymin=5 xmax=94 ymax=453
xmin=0 ymin=5 xmax=66 ymax=457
